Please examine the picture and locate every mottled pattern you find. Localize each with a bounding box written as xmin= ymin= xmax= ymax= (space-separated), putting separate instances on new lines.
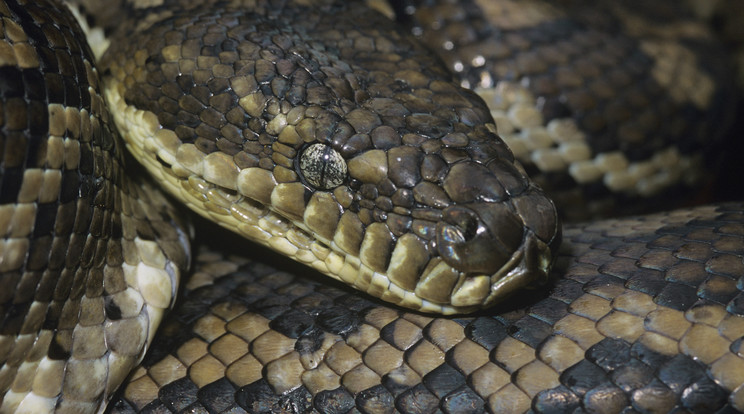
xmin=2 ymin=0 xmax=742 ymax=413
xmin=395 ymin=0 xmax=736 ymax=219
xmin=97 ymin=0 xmax=560 ymax=313
xmin=108 ymin=203 xmax=744 ymax=413
xmin=688 ymin=0 xmax=744 ymax=88
xmin=0 ymin=0 xmax=190 ymax=412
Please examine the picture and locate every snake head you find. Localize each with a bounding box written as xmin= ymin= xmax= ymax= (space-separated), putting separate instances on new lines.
xmin=100 ymin=2 xmax=561 ymax=314
xmin=286 ymin=104 xmax=561 ymax=314
xmin=433 ymin=163 xmax=561 ymax=310
xmin=293 ymin=126 xmax=562 ymax=314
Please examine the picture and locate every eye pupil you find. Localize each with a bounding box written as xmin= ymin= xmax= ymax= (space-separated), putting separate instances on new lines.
xmin=299 ymin=143 xmax=347 ymax=190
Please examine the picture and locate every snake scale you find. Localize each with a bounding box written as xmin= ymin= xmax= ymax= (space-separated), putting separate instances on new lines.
xmin=0 ymin=0 xmax=742 ymax=413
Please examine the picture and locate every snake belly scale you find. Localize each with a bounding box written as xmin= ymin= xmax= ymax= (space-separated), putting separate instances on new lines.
xmin=0 ymin=0 xmax=742 ymax=413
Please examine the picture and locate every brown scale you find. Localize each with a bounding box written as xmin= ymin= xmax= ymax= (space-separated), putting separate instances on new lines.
xmin=397 ymin=0 xmax=737 ymax=220
xmin=108 ymin=203 xmax=744 ymax=413
xmin=0 ymin=0 xmax=737 ymax=412
xmin=0 ymin=0 xmax=189 ymax=412
xmin=97 ymin=0 xmax=561 ymax=312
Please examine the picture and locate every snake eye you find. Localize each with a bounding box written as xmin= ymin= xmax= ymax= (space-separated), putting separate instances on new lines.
xmin=298 ymin=143 xmax=348 ymax=190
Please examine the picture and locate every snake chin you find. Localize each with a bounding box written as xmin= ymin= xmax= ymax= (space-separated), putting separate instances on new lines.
xmin=433 ymin=203 xmax=558 ymax=310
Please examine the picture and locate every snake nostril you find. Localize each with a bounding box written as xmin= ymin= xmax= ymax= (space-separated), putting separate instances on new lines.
xmin=436 ymin=205 xmax=522 ymax=274
xmin=442 ymin=206 xmax=481 ymax=241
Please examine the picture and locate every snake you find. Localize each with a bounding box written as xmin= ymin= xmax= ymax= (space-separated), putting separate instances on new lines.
xmin=0 ymin=0 xmax=742 ymax=413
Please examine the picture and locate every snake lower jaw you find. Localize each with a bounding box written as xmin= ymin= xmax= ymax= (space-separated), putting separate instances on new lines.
xmin=124 ymin=160 xmax=556 ymax=316
xmin=106 ymin=74 xmax=563 ymax=316
xmin=422 ymin=216 xmax=555 ymax=313
xmin=484 ymin=229 xmax=557 ymax=304
xmin=324 ymin=230 xmax=557 ymax=315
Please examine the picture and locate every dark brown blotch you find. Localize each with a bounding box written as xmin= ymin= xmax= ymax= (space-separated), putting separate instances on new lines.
xmin=443 ymin=162 xmax=505 ymax=203
xmin=387 ymin=146 xmax=421 ymax=188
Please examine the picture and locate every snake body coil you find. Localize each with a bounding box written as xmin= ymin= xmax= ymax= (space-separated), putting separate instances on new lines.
xmin=0 ymin=0 xmax=742 ymax=413
xmin=113 ymin=203 xmax=744 ymax=413
xmin=0 ymin=0 xmax=190 ymax=411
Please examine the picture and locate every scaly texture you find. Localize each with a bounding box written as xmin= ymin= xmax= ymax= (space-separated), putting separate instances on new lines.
xmin=0 ymin=0 xmax=742 ymax=413
xmin=96 ymin=0 xmax=561 ymax=314
xmin=0 ymin=0 xmax=190 ymax=412
xmin=109 ymin=203 xmax=744 ymax=413
xmin=396 ymin=0 xmax=737 ymax=219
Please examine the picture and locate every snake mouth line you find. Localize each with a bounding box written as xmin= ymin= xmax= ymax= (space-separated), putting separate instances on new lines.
xmin=128 ymin=155 xmax=546 ymax=315
xmin=91 ymin=0 xmax=566 ymax=316
xmin=105 ymin=75 xmax=560 ymax=314
xmin=6 ymin=2 xmax=741 ymax=413
xmin=149 ymin=175 xmax=550 ymax=315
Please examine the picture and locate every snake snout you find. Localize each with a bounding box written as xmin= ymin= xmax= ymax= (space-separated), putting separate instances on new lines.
xmin=429 ymin=164 xmax=560 ymax=311
xmin=437 ymin=204 xmax=524 ymax=274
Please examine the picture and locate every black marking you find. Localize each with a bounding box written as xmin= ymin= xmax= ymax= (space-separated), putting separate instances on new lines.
xmin=655 ymin=282 xmax=699 ymax=311
xmin=159 ymin=377 xmax=199 ymax=411
xmin=197 ymin=378 xmax=238 ymax=413
xmin=657 ymin=354 xmax=706 ymax=394
xmin=270 ymin=308 xmax=316 ymax=339
xmin=381 ymin=370 xmax=414 ymax=398
xmin=626 ymin=269 xmax=667 ymax=296
xmin=528 ymin=298 xmax=569 ymax=325
xmin=252 ymin=298 xmax=292 ymax=321
xmin=509 ymin=316 xmax=552 ymax=348
xmin=422 ymin=364 xmax=465 ymax=399
xmin=0 ymin=66 xmax=25 ymax=99
xmin=59 ymin=170 xmax=79 ymax=204
xmin=47 ymin=333 xmax=72 ymax=360
xmin=559 ymin=360 xmax=611 ymax=396
xmin=533 ymin=385 xmax=581 ymax=414
xmin=464 ymin=317 xmax=508 ymax=351
xmin=630 ymin=341 xmax=671 ymax=372
xmin=586 ymin=338 xmax=631 ymax=372
xmin=33 ymin=202 xmax=58 ymax=237
xmin=679 ymin=376 xmax=729 ymax=412
xmin=236 ymin=379 xmax=313 ymax=414
xmin=295 ymin=328 xmax=325 ymax=356
xmin=441 ymin=385 xmax=485 ymax=414
xmin=728 ymin=292 xmax=744 ymax=316
xmin=355 ymin=385 xmax=394 ymax=414
xmin=316 ymin=305 xmax=361 ymax=338
xmin=313 ymin=387 xmax=355 ymax=414
xmin=0 ymin=167 xmax=23 ymax=204
xmin=0 ymin=302 xmax=29 ymax=335
xmin=103 ymin=296 xmax=122 ymax=320
xmin=611 ymin=359 xmax=654 ymax=393
xmin=396 ymin=384 xmax=439 ymax=414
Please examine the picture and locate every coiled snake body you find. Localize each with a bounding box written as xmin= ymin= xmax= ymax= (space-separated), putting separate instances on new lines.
xmin=0 ymin=0 xmax=742 ymax=413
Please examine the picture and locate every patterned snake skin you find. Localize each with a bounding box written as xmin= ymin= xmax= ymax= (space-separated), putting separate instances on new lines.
xmin=95 ymin=0 xmax=561 ymax=315
xmin=0 ymin=1 xmax=190 ymax=412
xmin=393 ymin=0 xmax=738 ymax=221
xmin=0 ymin=0 xmax=742 ymax=413
xmin=110 ymin=203 xmax=744 ymax=413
